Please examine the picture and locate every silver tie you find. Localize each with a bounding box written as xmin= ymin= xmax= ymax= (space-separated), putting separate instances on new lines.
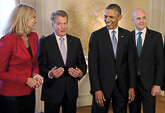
xmin=59 ymin=38 xmax=67 ymax=65
xmin=112 ymin=30 xmax=118 ymax=79
xmin=112 ymin=30 xmax=117 ymax=58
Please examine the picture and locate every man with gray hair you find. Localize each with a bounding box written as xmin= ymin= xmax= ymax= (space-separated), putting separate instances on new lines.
xmin=38 ymin=10 xmax=87 ymax=113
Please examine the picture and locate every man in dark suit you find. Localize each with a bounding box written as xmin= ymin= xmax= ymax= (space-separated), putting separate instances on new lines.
xmin=88 ymin=4 xmax=136 ymax=113
xmin=163 ymin=43 xmax=165 ymax=91
xmin=129 ymin=8 xmax=164 ymax=113
xmin=38 ymin=10 xmax=87 ymax=113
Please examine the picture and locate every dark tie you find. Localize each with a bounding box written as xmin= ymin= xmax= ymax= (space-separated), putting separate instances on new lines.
xmin=137 ymin=32 xmax=142 ymax=57
xmin=112 ymin=30 xmax=117 ymax=58
xmin=59 ymin=38 xmax=67 ymax=65
xmin=137 ymin=32 xmax=142 ymax=75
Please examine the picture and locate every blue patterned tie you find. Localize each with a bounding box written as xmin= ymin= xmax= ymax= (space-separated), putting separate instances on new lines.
xmin=112 ymin=30 xmax=117 ymax=58
xmin=137 ymin=32 xmax=142 ymax=57
xmin=59 ymin=38 xmax=67 ymax=65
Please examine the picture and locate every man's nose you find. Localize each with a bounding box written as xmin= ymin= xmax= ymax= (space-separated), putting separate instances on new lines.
xmin=106 ymin=17 xmax=111 ymax=23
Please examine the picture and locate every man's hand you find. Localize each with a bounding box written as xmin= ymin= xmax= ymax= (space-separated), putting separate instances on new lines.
xmin=151 ymin=85 xmax=161 ymax=96
xmin=128 ymin=88 xmax=135 ymax=103
xmin=95 ymin=90 xmax=106 ymax=107
xmin=49 ymin=66 xmax=64 ymax=78
xmin=68 ymin=67 xmax=83 ymax=78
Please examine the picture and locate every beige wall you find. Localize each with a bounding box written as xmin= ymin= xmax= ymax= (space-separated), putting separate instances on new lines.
xmin=62 ymin=0 xmax=148 ymax=54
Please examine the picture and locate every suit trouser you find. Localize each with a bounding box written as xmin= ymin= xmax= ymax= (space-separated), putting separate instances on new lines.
xmin=91 ymin=80 xmax=128 ymax=113
xmin=0 ymin=90 xmax=35 ymax=113
xmin=129 ymin=76 xmax=155 ymax=113
xmin=44 ymin=91 xmax=77 ymax=113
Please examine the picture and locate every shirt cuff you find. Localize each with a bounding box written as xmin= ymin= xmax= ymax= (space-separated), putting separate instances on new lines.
xmin=48 ymin=71 xmax=53 ymax=79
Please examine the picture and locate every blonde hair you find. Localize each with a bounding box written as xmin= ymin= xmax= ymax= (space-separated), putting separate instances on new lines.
xmin=3 ymin=4 xmax=36 ymax=36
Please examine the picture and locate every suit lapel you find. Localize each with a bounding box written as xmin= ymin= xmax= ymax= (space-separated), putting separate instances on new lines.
xmin=66 ymin=35 xmax=73 ymax=66
xmin=116 ymin=27 xmax=124 ymax=59
xmin=132 ymin=30 xmax=139 ymax=58
xmin=104 ymin=27 xmax=125 ymax=60
xmin=140 ymin=28 xmax=150 ymax=57
xmin=28 ymin=34 xmax=36 ymax=60
xmin=132 ymin=28 xmax=151 ymax=58
xmin=16 ymin=35 xmax=31 ymax=58
xmin=28 ymin=36 xmax=33 ymax=58
xmin=103 ymin=27 xmax=116 ymax=60
xmin=49 ymin=33 xmax=64 ymax=65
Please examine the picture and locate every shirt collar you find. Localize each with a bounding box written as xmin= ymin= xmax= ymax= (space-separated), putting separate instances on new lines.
xmin=55 ymin=33 xmax=67 ymax=40
xmin=109 ymin=27 xmax=118 ymax=34
xmin=135 ymin=27 xmax=147 ymax=35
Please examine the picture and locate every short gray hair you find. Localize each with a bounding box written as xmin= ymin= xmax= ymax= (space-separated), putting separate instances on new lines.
xmin=50 ymin=10 xmax=68 ymax=23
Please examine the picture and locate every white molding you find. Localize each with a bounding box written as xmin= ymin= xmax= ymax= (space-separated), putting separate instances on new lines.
xmin=148 ymin=0 xmax=165 ymax=35
xmin=36 ymin=1 xmax=63 ymax=112
xmin=40 ymin=0 xmax=62 ymax=36
xmin=148 ymin=0 xmax=165 ymax=96
xmin=148 ymin=0 xmax=153 ymax=28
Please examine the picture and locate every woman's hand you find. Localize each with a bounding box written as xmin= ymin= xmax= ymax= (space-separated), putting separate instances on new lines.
xmin=26 ymin=78 xmax=38 ymax=88
xmin=33 ymin=74 xmax=44 ymax=86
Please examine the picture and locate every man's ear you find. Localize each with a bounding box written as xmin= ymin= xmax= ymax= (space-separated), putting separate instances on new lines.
xmin=51 ymin=23 xmax=54 ymax=27
xmin=51 ymin=23 xmax=55 ymax=29
xmin=118 ymin=14 xmax=122 ymax=21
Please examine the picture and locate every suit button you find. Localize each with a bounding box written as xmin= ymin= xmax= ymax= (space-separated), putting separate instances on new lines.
xmin=139 ymin=61 xmax=141 ymax=63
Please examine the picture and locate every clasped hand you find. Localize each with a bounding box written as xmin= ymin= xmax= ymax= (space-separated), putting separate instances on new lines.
xmin=27 ymin=74 xmax=44 ymax=88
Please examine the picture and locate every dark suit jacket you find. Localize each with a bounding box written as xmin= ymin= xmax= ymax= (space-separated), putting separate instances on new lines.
xmin=88 ymin=26 xmax=136 ymax=99
xmin=0 ymin=32 xmax=39 ymax=96
xmin=163 ymin=43 xmax=165 ymax=90
xmin=38 ymin=33 xmax=87 ymax=103
xmin=132 ymin=28 xmax=164 ymax=91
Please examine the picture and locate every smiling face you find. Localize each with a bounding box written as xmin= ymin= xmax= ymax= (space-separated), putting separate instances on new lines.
xmin=52 ymin=15 xmax=68 ymax=37
xmin=27 ymin=13 xmax=37 ymax=31
xmin=104 ymin=9 xmax=122 ymax=30
xmin=132 ymin=9 xmax=146 ymax=31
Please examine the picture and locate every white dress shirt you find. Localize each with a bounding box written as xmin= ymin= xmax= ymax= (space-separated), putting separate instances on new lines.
xmin=108 ymin=27 xmax=119 ymax=42
xmin=135 ymin=27 xmax=147 ymax=47
xmin=108 ymin=27 xmax=118 ymax=79
xmin=55 ymin=33 xmax=68 ymax=52
xmin=48 ymin=33 xmax=67 ymax=79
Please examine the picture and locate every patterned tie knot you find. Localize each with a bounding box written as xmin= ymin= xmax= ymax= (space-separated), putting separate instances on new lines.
xmin=59 ymin=38 xmax=64 ymax=42
xmin=112 ymin=30 xmax=116 ymax=34
xmin=112 ymin=30 xmax=116 ymax=40
xmin=138 ymin=32 xmax=142 ymax=36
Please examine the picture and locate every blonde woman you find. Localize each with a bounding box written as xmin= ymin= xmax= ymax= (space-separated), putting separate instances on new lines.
xmin=0 ymin=4 xmax=43 ymax=113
